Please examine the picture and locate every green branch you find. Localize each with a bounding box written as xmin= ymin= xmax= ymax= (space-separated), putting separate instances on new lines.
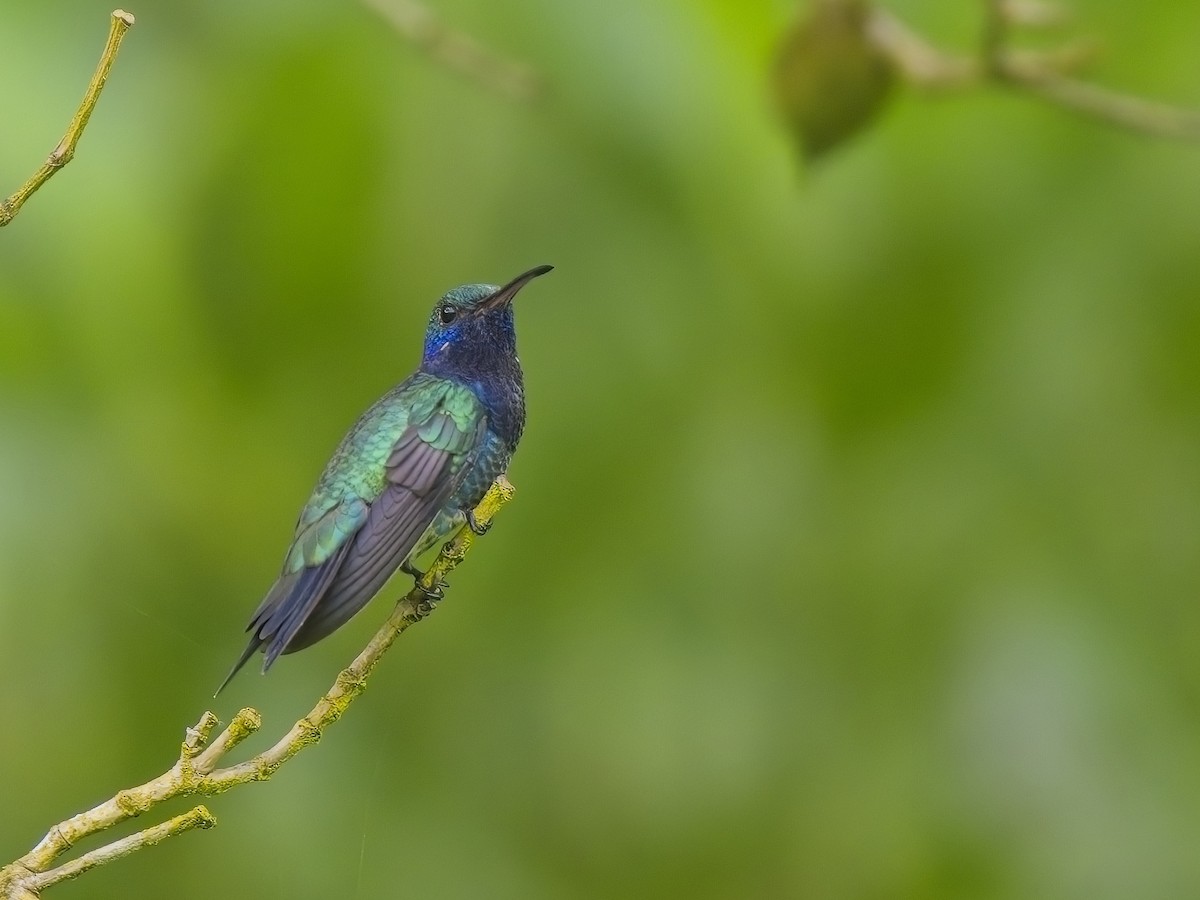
xmin=0 ymin=477 xmax=516 ymax=899
xmin=0 ymin=10 xmax=136 ymax=229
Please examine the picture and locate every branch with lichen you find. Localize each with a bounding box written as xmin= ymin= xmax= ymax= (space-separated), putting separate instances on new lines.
xmin=0 ymin=477 xmax=515 ymax=900
xmin=1 ymin=10 xmax=135 ymax=229
xmin=867 ymin=0 xmax=1200 ymax=141
xmin=362 ymin=0 xmax=541 ymax=101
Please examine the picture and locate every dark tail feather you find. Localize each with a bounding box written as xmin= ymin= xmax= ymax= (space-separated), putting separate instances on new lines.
xmin=212 ymin=570 xmax=302 ymax=696
xmin=215 ymin=540 xmax=353 ymax=697
xmin=214 ymin=635 xmax=263 ymax=697
xmin=258 ymin=542 xmax=350 ymax=669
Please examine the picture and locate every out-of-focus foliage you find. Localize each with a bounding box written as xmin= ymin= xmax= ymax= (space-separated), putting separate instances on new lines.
xmin=774 ymin=0 xmax=897 ymax=160
xmin=2 ymin=1 xmax=1200 ymax=898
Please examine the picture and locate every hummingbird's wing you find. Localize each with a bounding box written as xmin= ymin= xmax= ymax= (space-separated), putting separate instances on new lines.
xmin=217 ymin=380 xmax=485 ymax=693
xmin=282 ymin=413 xmax=484 ymax=655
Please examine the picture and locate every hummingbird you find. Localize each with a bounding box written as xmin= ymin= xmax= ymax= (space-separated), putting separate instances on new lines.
xmin=217 ymin=264 xmax=552 ymax=694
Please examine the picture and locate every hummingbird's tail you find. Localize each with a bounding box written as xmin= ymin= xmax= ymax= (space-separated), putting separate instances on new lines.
xmin=214 ymin=541 xmax=352 ymax=696
xmin=214 ymin=637 xmax=262 ymax=697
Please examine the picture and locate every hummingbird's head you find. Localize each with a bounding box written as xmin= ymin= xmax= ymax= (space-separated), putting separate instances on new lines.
xmin=422 ymin=265 xmax=553 ymax=366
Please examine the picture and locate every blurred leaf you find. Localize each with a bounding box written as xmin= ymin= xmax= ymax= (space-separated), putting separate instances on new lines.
xmin=773 ymin=0 xmax=898 ymax=161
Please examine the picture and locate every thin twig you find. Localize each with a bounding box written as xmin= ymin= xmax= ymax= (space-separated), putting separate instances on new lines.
xmin=0 ymin=10 xmax=135 ymax=228
xmin=29 ymin=808 xmax=216 ymax=893
xmin=866 ymin=0 xmax=1200 ymax=143
xmin=865 ymin=7 xmax=979 ymax=90
xmin=998 ymin=55 xmax=1200 ymax=140
xmin=0 ymin=478 xmax=515 ymax=899
xmin=362 ymin=0 xmax=541 ymax=101
xmin=981 ymin=0 xmax=1009 ymax=75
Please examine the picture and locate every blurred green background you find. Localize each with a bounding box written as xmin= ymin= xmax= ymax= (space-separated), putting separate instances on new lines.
xmin=3 ymin=0 xmax=1200 ymax=897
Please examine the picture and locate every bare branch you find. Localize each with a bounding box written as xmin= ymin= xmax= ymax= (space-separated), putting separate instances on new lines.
xmin=0 ymin=477 xmax=516 ymax=898
xmin=29 ymin=808 xmax=216 ymax=894
xmin=0 ymin=10 xmax=135 ymax=228
xmin=865 ymin=7 xmax=979 ymax=90
xmin=997 ymin=52 xmax=1200 ymax=141
xmin=363 ymin=0 xmax=541 ymax=101
xmin=981 ymin=0 xmax=1009 ymax=76
xmin=999 ymin=0 xmax=1072 ymax=29
xmin=866 ymin=0 xmax=1200 ymax=143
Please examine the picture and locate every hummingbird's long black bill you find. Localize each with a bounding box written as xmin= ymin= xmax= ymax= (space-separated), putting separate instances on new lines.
xmin=480 ymin=264 xmax=553 ymax=310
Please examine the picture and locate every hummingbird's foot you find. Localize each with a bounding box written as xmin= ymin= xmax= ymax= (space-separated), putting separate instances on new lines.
xmin=411 ymin=576 xmax=445 ymax=618
xmin=466 ymin=509 xmax=491 ymax=536
xmin=402 ymin=559 xmax=445 ymax=610
xmin=417 ymin=580 xmax=445 ymax=602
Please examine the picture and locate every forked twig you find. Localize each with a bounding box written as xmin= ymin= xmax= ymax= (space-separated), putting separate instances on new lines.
xmin=866 ymin=0 xmax=1200 ymax=142
xmin=0 ymin=478 xmax=515 ymax=898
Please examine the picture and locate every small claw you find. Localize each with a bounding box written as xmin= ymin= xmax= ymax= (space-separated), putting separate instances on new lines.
xmin=413 ymin=579 xmax=445 ymax=618
xmin=410 ymin=565 xmax=445 ymax=601
xmin=403 ymin=558 xmax=445 ymax=608
xmin=466 ymin=509 xmax=491 ymax=536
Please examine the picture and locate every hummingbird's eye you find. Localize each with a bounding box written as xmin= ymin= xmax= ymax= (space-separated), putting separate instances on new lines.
xmin=438 ymin=306 xmax=457 ymax=325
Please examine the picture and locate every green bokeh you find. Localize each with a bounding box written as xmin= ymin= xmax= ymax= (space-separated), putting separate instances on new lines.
xmin=2 ymin=1 xmax=1199 ymax=897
